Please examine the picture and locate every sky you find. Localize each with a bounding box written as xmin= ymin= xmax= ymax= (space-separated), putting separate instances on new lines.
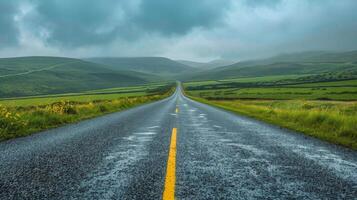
xmin=0 ymin=0 xmax=357 ymax=61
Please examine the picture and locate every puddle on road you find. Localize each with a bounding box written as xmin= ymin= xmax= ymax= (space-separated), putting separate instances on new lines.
xmin=289 ymin=145 xmax=357 ymax=182
xmin=134 ymin=132 xmax=157 ymax=135
xmin=147 ymin=126 xmax=159 ymax=129
xmin=82 ymin=144 xmax=148 ymax=199
xmin=227 ymin=143 xmax=270 ymax=156
xmin=218 ymin=139 xmax=232 ymax=143
xmin=123 ymin=136 xmax=136 ymax=141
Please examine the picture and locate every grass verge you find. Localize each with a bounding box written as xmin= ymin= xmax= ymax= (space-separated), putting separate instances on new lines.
xmin=185 ymin=93 xmax=357 ymax=150
xmin=0 ymin=86 xmax=175 ymax=141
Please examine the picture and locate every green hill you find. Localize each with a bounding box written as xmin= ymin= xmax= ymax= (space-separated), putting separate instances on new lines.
xmin=0 ymin=56 xmax=161 ymax=98
xmin=186 ymin=51 xmax=357 ymax=81
xmin=86 ymin=57 xmax=195 ymax=76
xmin=177 ymin=59 xmax=237 ymax=69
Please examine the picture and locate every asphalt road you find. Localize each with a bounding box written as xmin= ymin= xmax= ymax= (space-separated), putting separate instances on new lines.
xmin=0 ymin=87 xmax=356 ymax=199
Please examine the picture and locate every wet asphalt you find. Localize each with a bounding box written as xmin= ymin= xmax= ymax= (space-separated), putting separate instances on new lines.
xmin=0 ymin=87 xmax=356 ymax=199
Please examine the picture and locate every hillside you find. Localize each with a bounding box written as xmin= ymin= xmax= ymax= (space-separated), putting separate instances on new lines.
xmin=176 ymin=60 xmax=206 ymax=68
xmin=0 ymin=56 xmax=161 ymax=98
xmin=86 ymin=57 xmax=194 ymax=76
xmin=185 ymin=51 xmax=357 ymax=81
xmin=177 ymin=59 xmax=237 ymax=69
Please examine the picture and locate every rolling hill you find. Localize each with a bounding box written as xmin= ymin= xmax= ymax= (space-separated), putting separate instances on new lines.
xmin=86 ymin=57 xmax=195 ymax=76
xmin=0 ymin=56 xmax=161 ymax=98
xmin=177 ymin=59 xmax=237 ymax=69
xmin=185 ymin=50 xmax=357 ymax=81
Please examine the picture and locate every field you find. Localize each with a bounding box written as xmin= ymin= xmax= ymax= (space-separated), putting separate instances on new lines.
xmin=0 ymin=83 xmax=169 ymax=106
xmin=185 ymin=77 xmax=357 ymax=100
xmin=0 ymin=83 xmax=175 ymax=141
xmin=184 ymin=76 xmax=357 ymax=149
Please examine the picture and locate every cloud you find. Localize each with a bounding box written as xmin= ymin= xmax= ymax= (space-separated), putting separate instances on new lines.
xmin=19 ymin=0 xmax=231 ymax=48
xmin=243 ymin=0 xmax=282 ymax=8
xmin=29 ymin=0 xmax=136 ymax=47
xmin=0 ymin=1 xmax=19 ymax=47
xmin=219 ymin=0 xmax=357 ymax=59
xmin=133 ymin=0 xmax=230 ymax=35
xmin=0 ymin=0 xmax=357 ymax=61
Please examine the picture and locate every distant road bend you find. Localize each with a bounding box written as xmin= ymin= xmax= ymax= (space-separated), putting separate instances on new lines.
xmin=0 ymin=86 xmax=356 ymax=199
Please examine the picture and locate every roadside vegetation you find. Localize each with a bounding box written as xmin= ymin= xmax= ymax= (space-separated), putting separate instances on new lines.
xmin=0 ymin=83 xmax=175 ymax=141
xmin=184 ymin=76 xmax=357 ymax=149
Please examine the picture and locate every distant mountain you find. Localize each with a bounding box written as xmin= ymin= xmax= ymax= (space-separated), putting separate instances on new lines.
xmin=86 ymin=57 xmax=194 ymax=76
xmin=177 ymin=59 xmax=237 ymax=69
xmin=185 ymin=50 xmax=357 ymax=81
xmin=176 ymin=60 xmax=206 ymax=68
xmin=0 ymin=56 xmax=160 ymax=98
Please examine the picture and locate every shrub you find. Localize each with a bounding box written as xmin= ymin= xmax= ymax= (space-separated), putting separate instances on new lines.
xmin=46 ymin=101 xmax=78 ymax=115
xmin=99 ymin=105 xmax=109 ymax=113
xmin=27 ymin=112 xmax=64 ymax=129
xmin=0 ymin=106 xmax=27 ymax=136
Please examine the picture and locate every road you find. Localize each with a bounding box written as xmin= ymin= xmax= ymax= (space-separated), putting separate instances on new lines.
xmin=0 ymin=86 xmax=356 ymax=199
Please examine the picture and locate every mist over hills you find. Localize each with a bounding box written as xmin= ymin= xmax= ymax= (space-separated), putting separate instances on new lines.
xmin=176 ymin=59 xmax=237 ymax=69
xmin=86 ymin=57 xmax=195 ymax=76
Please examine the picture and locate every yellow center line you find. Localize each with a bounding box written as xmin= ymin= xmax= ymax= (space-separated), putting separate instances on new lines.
xmin=163 ymin=128 xmax=177 ymax=200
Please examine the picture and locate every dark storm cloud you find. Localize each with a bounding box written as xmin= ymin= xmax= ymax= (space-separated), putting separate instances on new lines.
xmin=26 ymin=0 xmax=231 ymax=47
xmin=244 ymin=0 xmax=281 ymax=7
xmin=0 ymin=1 xmax=19 ymax=47
xmin=31 ymin=0 xmax=131 ymax=47
xmin=133 ymin=0 xmax=229 ymax=35
xmin=0 ymin=0 xmax=357 ymax=60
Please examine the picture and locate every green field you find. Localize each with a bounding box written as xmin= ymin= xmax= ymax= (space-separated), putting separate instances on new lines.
xmin=0 ymin=83 xmax=169 ymax=107
xmin=184 ymin=75 xmax=307 ymax=87
xmin=185 ymin=77 xmax=357 ymax=100
xmin=0 ymin=83 xmax=175 ymax=141
xmin=184 ymin=76 xmax=357 ymax=149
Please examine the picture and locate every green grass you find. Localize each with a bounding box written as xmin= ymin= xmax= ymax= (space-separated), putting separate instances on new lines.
xmin=0 ymin=83 xmax=175 ymax=141
xmin=216 ymin=75 xmax=307 ymax=83
xmin=183 ymin=75 xmax=306 ymax=87
xmin=184 ymin=77 xmax=357 ymax=150
xmin=188 ymin=87 xmax=357 ymax=100
xmin=0 ymin=83 xmax=169 ymax=107
xmin=184 ymin=76 xmax=357 ymax=100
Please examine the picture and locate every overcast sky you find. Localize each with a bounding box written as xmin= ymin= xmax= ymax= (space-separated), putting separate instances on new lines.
xmin=1 ymin=0 xmax=357 ymax=61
